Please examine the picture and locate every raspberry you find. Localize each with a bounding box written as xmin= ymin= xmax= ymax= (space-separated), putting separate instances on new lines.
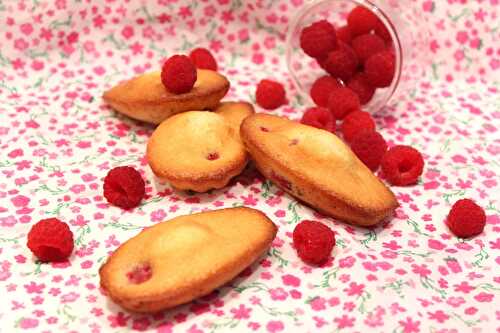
xmin=103 ymin=166 xmax=145 ymax=209
xmin=350 ymin=131 xmax=387 ymax=171
xmin=300 ymin=20 xmax=337 ymax=59
xmin=189 ymin=47 xmax=218 ymax=71
xmin=300 ymin=107 xmax=336 ymax=133
xmin=374 ymin=19 xmax=392 ymax=42
xmin=310 ymin=76 xmax=342 ymax=107
xmin=321 ymin=43 xmax=358 ymax=82
xmin=365 ymin=51 xmax=396 ymax=88
xmin=341 ymin=110 xmax=376 ymax=143
xmin=381 ymin=145 xmax=424 ymax=186
xmin=347 ymin=5 xmax=379 ymax=36
xmin=336 ymin=25 xmax=352 ymax=44
xmin=328 ymin=87 xmax=361 ymax=120
xmin=293 ymin=220 xmax=335 ymax=265
xmin=446 ymin=199 xmax=486 ymax=238
xmin=27 ymin=218 xmax=74 ymax=262
xmin=347 ymin=72 xmax=376 ymax=105
xmin=161 ymin=55 xmax=197 ymax=94
xmin=351 ymin=34 xmax=386 ymax=63
xmin=255 ymin=79 xmax=287 ymax=110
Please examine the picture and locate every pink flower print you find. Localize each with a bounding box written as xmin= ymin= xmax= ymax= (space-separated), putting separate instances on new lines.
xmin=411 ymin=264 xmax=431 ymax=277
xmin=274 ymin=209 xmax=285 ymax=217
xmin=447 ymin=296 xmax=465 ymax=308
xmin=383 ymin=240 xmax=402 ymax=250
xmin=70 ymin=184 xmax=85 ymax=194
xmin=422 ymin=1 xmax=434 ymax=12
xmin=328 ymin=296 xmax=340 ymax=307
xmin=344 ymin=282 xmax=365 ymax=296
xmin=269 ymin=286 xmax=287 ymax=302
xmin=282 ymin=274 xmax=300 ymax=287
xmin=247 ymin=322 xmax=260 ymax=331
xmin=313 ymin=316 xmax=327 ymax=328
xmin=309 ymin=296 xmax=326 ymax=311
xmin=266 ymin=320 xmax=284 ymax=333
xmin=132 ymin=318 xmax=151 ymax=331
xmin=364 ymin=310 xmax=383 ymax=327
xmin=390 ymin=302 xmax=406 ymax=315
xmin=230 ymin=304 xmax=251 ymax=319
xmin=107 ymin=312 xmax=129 ymax=328
xmin=399 ymin=317 xmax=420 ymax=333
xmin=14 ymin=38 xmax=29 ymax=51
xmin=474 ymin=292 xmax=494 ymax=302
xmin=151 ymin=209 xmax=166 ymax=222
xmin=121 ymin=26 xmax=134 ymax=39
xmin=238 ymin=28 xmax=249 ymax=42
xmin=445 ymin=258 xmax=462 ymax=273
xmin=343 ymin=301 xmax=355 ymax=311
xmin=454 ymin=50 xmax=465 ymax=62
xmin=24 ymin=282 xmax=45 ymax=294
xmin=334 ymin=315 xmax=355 ymax=329
xmin=19 ymin=318 xmax=39 ymax=329
xmin=428 ymin=239 xmax=446 ymax=250
xmin=241 ymin=194 xmax=258 ymax=206
xmin=338 ymin=256 xmax=355 ymax=268
xmin=428 ymin=310 xmax=450 ymax=323
xmin=465 ymin=307 xmax=478 ymax=315
xmin=456 ymin=31 xmax=468 ymax=44
xmin=8 ymin=148 xmax=23 ymax=158
xmin=11 ymin=194 xmax=30 ymax=207
xmin=70 ymin=214 xmax=88 ymax=227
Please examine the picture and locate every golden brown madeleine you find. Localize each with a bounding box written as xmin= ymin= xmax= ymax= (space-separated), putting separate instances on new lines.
xmin=102 ymin=69 xmax=230 ymax=124
xmin=214 ymin=101 xmax=254 ymax=134
xmin=240 ymin=113 xmax=398 ymax=226
xmin=147 ymin=111 xmax=247 ymax=192
xmin=99 ymin=207 xmax=277 ymax=313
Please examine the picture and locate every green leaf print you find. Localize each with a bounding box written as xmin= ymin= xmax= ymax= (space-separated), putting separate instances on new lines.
xmin=268 ymin=248 xmax=288 ymax=267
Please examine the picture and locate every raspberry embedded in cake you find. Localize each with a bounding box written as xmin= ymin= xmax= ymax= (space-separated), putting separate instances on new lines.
xmin=206 ymin=152 xmax=220 ymax=161
xmin=127 ymin=263 xmax=153 ymax=284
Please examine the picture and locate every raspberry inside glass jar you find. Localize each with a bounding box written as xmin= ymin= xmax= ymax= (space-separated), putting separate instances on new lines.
xmin=287 ymin=0 xmax=429 ymax=115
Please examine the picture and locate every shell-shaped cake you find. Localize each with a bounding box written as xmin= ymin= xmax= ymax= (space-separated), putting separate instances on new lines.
xmin=103 ymin=69 xmax=230 ymax=124
xmin=147 ymin=103 xmax=253 ymax=192
xmin=240 ymin=113 xmax=398 ymax=226
xmin=99 ymin=207 xmax=277 ymax=313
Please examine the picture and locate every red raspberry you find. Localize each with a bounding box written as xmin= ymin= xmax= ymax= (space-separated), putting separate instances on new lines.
xmin=347 ymin=72 xmax=376 ymax=105
xmin=381 ymin=145 xmax=424 ymax=186
xmin=374 ymin=19 xmax=392 ymax=42
xmin=365 ymin=51 xmax=396 ymax=88
xmin=300 ymin=20 xmax=337 ymax=59
xmin=341 ymin=110 xmax=376 ymax=143
xmin=189 ymin=47 xmax=218 ymax=71
xmin=310 ymin=76 xmax=342 ymax=107
xmin=336 ymin=25 xmax=352 ymax=44
xmin=300 ymin=107 xmax=336 ymax=133
xmin=321 ymin=43 xmax=358 ymax=82
xmin=350 ymin=131 xmax=387 ymax=171
xmin=27 ymin=218 xmax=74 ymax=262
xmin=328 ymin=87 xmax=361 ymax=120
xmin=255 ymin=79 xmax=287 ymax=110
xmin=347 ymin=5 xmax=379 ymax=36
xmin=293 ymin=220 xmax=335 ymax=265
xmin=161 ymin=55 xmax=197 ymax=94
xmin=351 ymin=34 xmax=386 ymax=63
xmin=446 ymin=199 xmax=486 ymax=238
xmin=103 ymin=166 xmax=145 ymax=209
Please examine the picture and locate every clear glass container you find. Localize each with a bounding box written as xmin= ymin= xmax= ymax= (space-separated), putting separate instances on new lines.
xmin=286 ymin=0 xmax=430 ymax=114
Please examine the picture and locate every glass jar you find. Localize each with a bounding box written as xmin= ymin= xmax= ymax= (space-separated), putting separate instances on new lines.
xmin=286 ymin=0 xmax=430 ymax=114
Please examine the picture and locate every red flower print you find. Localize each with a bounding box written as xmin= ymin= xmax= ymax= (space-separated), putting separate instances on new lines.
xmin=399 ymin=317 xmax=420 ymax=333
